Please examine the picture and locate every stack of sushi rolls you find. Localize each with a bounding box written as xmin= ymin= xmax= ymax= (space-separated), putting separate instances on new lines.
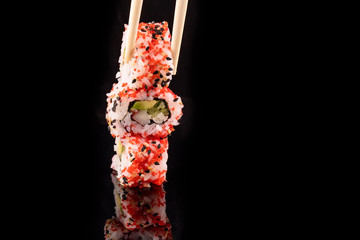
xmin=106 ymin=21 xmax=183 ymax=188
xmin=104 ymin=21 xmax=183 ymax=239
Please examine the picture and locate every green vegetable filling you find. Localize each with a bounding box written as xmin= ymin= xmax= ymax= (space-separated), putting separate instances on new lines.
xmin=130 ymin=100 xmax=170 ymax=119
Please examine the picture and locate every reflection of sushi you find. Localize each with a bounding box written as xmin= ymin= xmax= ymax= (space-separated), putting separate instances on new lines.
xmin=111 ymin=136 xmax=169 ymax=187
xmin=111 ymin=171 xmax=167 ymax=229
xmin=104 ymin=217 xmax=173 ymax=240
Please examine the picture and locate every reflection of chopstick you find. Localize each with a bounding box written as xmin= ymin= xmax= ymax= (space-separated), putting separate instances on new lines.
xmin=124 ymin=0 xmax=188 ymax=76
xmin=171 ymin=0 xmax=189 ymax=75
xmin=124 ymin=0 xmax=143 ymax=63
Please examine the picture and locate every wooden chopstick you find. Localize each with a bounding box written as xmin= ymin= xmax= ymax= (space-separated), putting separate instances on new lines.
xmin=124 ymin=0 xmax=143 ymax=63
xmin=171 ymin=0 xmax=189 ymax=75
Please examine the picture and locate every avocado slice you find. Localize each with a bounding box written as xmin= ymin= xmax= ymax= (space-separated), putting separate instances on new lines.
xmin=147 ymin=107 xmax=159 ymax=117
xmin=117 ymin=142 xmax=125 ymax=156
xmin=115 ymin=194 xmax=124 ymax=216
xmin=157 ymin=101 xmax=166 ymax=109
xmin=146 ymin=100 xmax=169 ymax=117
xmin=131 ymin=100 xmax=158 ymax=110
xmin=160 ymin=108 xmax=170 ymax=116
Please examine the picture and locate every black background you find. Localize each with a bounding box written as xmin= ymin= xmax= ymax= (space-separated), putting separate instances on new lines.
xmin=5 ymin=1 xmax=295 ymax=239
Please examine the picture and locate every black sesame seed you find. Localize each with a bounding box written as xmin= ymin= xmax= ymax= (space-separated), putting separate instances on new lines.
xmin=132 ymin=79 xmax=136 ymax=83
xmin=153 ymin=70 xmax=159 ymax=75
xmin=146 ymin=46 xmax=149 ymax=51
xmin=168 ymin=67 xmax=173 ymax=71
xmin=145 ymin=169 xmax=150 ymax=173
xmin=140 ymin=29 xmax=146 ymax=32
xmin=173 ymin=97 xmax=179 ymax=102
xmin=123 ymin=176 xmax=128 ymax=183
xmin=166 ymin=72 xmax=171 ymax=76
xmin=141 ymin=145 xmax=146 ymax=152
xmin=166 ymin=57 xmax=172 ymax=60
xmin=157 ymin=144 xmax=161 ymax=149
xmin=147 ymin=149 xmax=151 ymax=155
xmin=154 ymin=161 xmax=160 ymax=165
xmin=153 ymin=213 xmax=158 ymax=217
xmin=153 ymin=78 xmax=160 ymax=87
xmin=112 ymin=101 xmax=118 ymax=112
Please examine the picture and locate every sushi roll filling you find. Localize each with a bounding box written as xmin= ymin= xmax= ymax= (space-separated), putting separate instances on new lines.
xmin=128 ymin=99 xmax=170 ymax=126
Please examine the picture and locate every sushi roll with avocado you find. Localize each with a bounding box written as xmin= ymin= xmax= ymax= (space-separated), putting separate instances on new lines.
xmin=117 ymin=21 xmax=174 ymax=90
xmin=104 ymin=217 xmax=173 ymax=240
xmin=111 ymin=136 xmax=169 ymax=187
xmin=111 ymin=171 xmax=168 ymax=230
xmin=106 ymin=84 xmax=183 ymax=139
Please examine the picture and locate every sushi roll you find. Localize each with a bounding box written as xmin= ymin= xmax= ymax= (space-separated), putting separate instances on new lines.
xmin=117 ymin=21 xmax=174 ymax=90
xmin=111 ymin=136 xmax=169 ymax=187
xmin=106 ymin=84 xmax=183 ymax=139
xmin=111 ymin=171 xmax=167 ymax=230
xmin=104 ymin=217 xmax=173 ymax=240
